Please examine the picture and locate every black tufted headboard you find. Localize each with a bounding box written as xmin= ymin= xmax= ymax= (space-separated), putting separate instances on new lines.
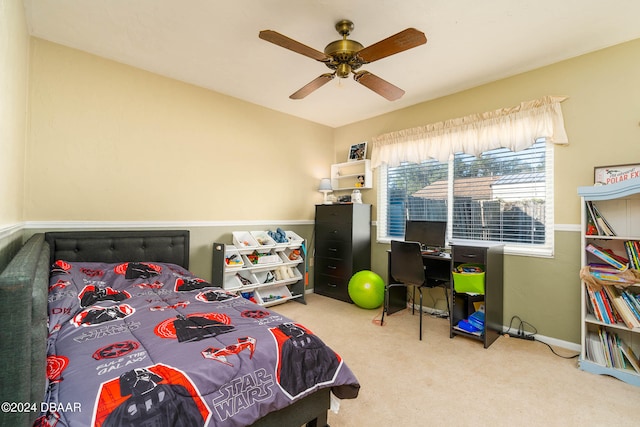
xmin=44 ymin=230 xmax=190 ymax=269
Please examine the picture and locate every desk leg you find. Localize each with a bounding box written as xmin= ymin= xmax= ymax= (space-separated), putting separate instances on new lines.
xmin=386 ymin=251 xmax=407 ymax=315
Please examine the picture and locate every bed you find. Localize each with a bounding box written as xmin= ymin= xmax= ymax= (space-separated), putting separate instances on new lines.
xmin=0 ymin=230 xmax=359 ymax=427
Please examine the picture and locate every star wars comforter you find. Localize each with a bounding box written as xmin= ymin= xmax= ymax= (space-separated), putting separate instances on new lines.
xmin=37 ymin=260 xmax=359 ymax=427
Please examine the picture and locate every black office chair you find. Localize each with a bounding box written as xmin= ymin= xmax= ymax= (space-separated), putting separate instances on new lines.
xmin=381 ymin=240 xmax=450 ymax=340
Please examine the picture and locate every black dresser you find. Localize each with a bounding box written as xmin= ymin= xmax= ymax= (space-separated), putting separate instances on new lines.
xmin=314 ymin=204 xmax=371 ymax=303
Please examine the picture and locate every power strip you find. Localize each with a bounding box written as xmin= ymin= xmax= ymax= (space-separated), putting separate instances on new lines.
xmin=503 ymin=332 xmax=535 ymax=341
xmin=407 ymin=302 xmax=448 ymax=317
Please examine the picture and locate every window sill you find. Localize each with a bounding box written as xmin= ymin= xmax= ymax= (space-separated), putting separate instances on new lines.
xmin=375 ymin=237 xmax=553 ymax=258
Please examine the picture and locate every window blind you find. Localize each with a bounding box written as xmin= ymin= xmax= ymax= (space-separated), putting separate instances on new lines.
xmin=378 ymin=140 xmax=554 ymax=256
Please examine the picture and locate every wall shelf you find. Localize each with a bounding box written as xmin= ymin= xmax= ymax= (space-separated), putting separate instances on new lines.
xmin=330 ymin=159 xmax=372 ymax=191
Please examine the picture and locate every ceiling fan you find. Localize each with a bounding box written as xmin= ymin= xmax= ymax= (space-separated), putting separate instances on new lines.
xmin=259 ymin=19 xmax=427 ymax=101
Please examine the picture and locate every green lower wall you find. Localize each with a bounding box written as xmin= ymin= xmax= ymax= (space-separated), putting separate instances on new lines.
xmin=17 ymin=224 xmax=580 ymax=344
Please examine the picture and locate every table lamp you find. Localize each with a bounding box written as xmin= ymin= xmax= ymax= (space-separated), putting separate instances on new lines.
xmin=318 ymin=178 xmax=333 ymax=204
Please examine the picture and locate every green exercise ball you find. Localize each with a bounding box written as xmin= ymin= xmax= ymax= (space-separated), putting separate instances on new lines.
xmin=348 ymin=270 xmax=385 ymax=309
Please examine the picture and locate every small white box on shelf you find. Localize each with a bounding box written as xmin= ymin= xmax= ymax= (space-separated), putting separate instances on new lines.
xmin=281 ymin=266 xmax=302 ymax=284
xmin=285 ymin=231 xmax=304 ymax=248
xmin=255 ymin=286 xmax=292 ymax=305
xmin=280 ymin=248 xmax=303 ymax=264
xmin=253 ymin=270 xmax=278 ymax=285
xmin=223 ymin=245 xmax=244 ymax=270
xmin=250 ymin=231 xmax=277 ymax=250
xmin=264 ymin=228 xmax=290 ymax=251
xmin=243 ymin=250 xmax=283 ymax=267
xmin=234 ymin=270 xmax=256 ymax=287
xmin=257 ymin=253 xmax=282 ymax=265
xmin=233 ymin=232 xmax=259 ymax=253
xmin=223 ymin=274 xmax=242 ymax=290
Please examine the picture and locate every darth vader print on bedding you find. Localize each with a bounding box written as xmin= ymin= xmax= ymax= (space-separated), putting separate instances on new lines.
xmin=98 ymin=366 xmax=210 ymax=427
xmin=270 ymin=323 xmax=341 ymax=398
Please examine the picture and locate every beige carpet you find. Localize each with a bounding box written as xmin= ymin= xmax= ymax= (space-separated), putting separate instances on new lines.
xmin=274 ymin=293 xmax=640 ymax=427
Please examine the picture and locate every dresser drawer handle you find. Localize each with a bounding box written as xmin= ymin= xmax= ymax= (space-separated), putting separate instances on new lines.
xmin=331 ymin=230 xmax=338 ymax=234
xmin=327 ymin=282 xmax=337 ymax=288
xmin=463 ymin=254 xmax=477 ymax=258
xmin=328 ymin=248 xmax=337 ymax=252
xmin=327 ymin=265 xmax=337 ymax=270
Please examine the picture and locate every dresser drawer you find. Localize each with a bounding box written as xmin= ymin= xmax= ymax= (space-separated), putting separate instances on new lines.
xmin=314 ymin=274 xmax=351 ymax=302
xmin=452 ymin=246 xmax=486 ymax=264
xmin=315 ymin=222 xmax=352 ymax=241
xmin=315 ymin=204 xmax=353 ymax=223
xmin=316 ymin=238 xmax=351 ymax=259
xmin=315 ymin=256 xmax=350 ymax=279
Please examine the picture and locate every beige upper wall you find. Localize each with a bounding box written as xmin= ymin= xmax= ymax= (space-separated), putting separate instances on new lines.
xmin=335 ymin=38 xmax=640 ymax=225
xmin=25 ymin=39 xmax=334 ymax=222
xmin=0 ymin=0 xmax=29 ymax=227
xmin=18 ymin=28 xmax=640 ymax=226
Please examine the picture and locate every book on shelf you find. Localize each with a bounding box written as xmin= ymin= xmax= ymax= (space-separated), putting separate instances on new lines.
xmin=600 ymin=328 xmax=614 ymax=367
xmin=624 ymin=240 xmax=640 ymax=270
xmin=585 ymin=201 xmax=600 ymax=235
xmin=625 ymin=289 xmax=640 ymax=312
xmin=586 ymin=330 xmax=607 ymax=366
xmin=619 ymin=339 xmax=640 ymax=374
xmin=602 ymin=285 xmax=640 ymax=329
xmin=585 ymin=282 xmax=623 ymax=324
xmin=621 ymin=289 xmax=640 ymax=322
xmin=588 ymin=263 xmax=624 ymax=274
xmin=590 ymin=271 xmax=636 ymax=284
xmin=586 ymin=244 xmax=629 ymax=271
xmin=585 ymin=282 xmax=608 ymax=323
xmin=590 ymin=202 xmax=617 ymax=236
xmin=600 ymin=287 xmax=618 ymax=324
xmin=611 ymin=333 xmax=626 ymax=369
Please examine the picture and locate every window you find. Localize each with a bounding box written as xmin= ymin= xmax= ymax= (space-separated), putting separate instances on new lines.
xmin=377 ymin=140 xmax=554 ymax=256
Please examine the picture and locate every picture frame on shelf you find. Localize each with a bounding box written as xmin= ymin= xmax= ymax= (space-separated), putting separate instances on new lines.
xmin=348 ymin=142 xmax=367 ymax=162
xmin=594 ymin=163 xmax=640 ymax=186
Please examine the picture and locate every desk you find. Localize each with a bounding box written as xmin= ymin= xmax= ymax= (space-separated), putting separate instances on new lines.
xmin=386 ymin=251 xmax=451 ymax=316
xmin=386 ymin=243 xmax=504 ymax=348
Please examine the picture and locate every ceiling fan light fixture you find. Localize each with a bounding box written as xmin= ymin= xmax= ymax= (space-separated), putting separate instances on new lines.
xmin=336 ymin=63 xmax=351 ymax=78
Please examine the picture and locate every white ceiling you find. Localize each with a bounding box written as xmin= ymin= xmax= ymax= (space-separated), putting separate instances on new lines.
xmin=23 ymin=0 xmax=640 ymax=128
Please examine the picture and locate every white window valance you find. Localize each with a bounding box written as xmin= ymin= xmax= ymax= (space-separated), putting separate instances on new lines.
xmin=371 ymin=95 xmax=568 ymax=167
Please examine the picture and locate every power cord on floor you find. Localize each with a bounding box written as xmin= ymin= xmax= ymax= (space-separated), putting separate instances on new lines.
xmin=503 ymin=315 xmax=536 ymax=340
xmin=535 ymin=339 xmax=579 ymax=359
xmin=503 ymin=315 xmax=579 ymax=359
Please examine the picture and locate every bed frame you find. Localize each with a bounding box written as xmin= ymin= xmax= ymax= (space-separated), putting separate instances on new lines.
xmin=0 ymin=230 xmax=330 ymax=427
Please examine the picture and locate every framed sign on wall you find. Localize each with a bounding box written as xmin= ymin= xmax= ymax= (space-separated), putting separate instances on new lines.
xmin=594 ymin=164 xmax=640 ymax=185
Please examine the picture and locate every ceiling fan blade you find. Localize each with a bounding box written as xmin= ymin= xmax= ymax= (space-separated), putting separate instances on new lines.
xmin=259 ymin=30 xmax=330 ymax=62
xmin=290 ymin=73 xmax=335 ymax=99
xmin=353 ymin=71 xmax=405 ymax=101
xmin=357 ymin=28 xmax=427 ymax=63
